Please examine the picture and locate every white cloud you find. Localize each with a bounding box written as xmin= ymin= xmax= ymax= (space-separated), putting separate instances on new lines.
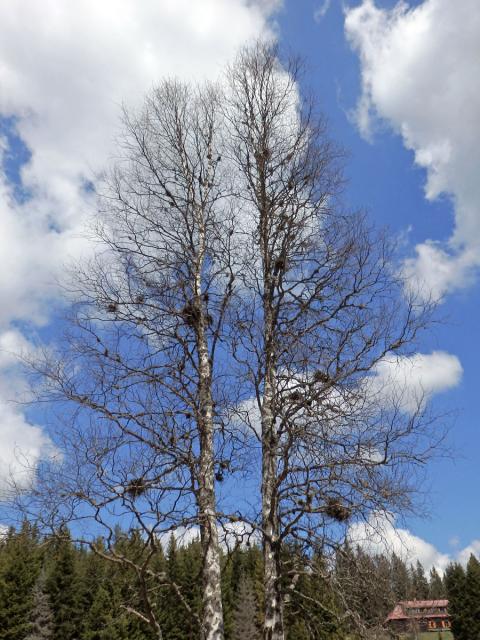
xmin=158 ymin=525 xmax=201 ymax=549
xmin=0 ymin=328 xmax=52 ymax=404
xmin=220 ymin=519 xmax=261 ymax=551
xmin=0 ymin=328 xmax=58 ymax=497
xmin=158 ymin=520 xmax=259 ymax=552
xmin=314 ymin=0 xmax=332 ymax=22
xmin=0 ymin=168 xmax=89 ymax=326
xmin=0 ymin=0 xmax=278 ymax=495
xmin=367 ymin=351 xmax=463 ymax=414
xmin=350 ymin=512 xmax=480 ymax=573
xmin=0 ymin=0 xmax=276 ymax=329
xmin=231 ymin=350 xmax=462 ymax=444
xmin=0 ymin=329 xmax=32 ymax=369
xmin=345 ymin=0 xmax=480 ymax=299
xmin=403 ymin=241 xmax=479 ymax=302
xmin=230 ymin=396 xmax=262 ymax=437
xmin=0 ymin=400 xmax=57 ymax=500
xmin=456 ymin=540 xmax=480 ymax=566
xmin=349 ymin=512 xmax=451 ymax=572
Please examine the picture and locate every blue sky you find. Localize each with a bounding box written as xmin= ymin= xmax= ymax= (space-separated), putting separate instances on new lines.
xmin=0 ymin=0 xmax=478 ymax=570
xmin=275 ymin=0 xmax=480 ymax=564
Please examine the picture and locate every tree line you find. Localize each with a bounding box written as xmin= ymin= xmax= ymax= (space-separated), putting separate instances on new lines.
xmin=444 ymin=554 xmax=480 ymax=640
xmin=4 ymin=521 xmax=476 ymax=640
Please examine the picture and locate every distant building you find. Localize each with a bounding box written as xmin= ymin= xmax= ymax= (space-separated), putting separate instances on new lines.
xmin=385 ymin=600 xmax=451 ymax=635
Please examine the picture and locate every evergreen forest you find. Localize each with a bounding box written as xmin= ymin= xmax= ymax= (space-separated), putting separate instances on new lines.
xmin=2 ymin=521 xmax=478 ymax=640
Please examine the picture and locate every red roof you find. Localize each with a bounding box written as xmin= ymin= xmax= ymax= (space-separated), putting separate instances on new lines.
xmin=386 ymin=600 xmax=449 ymax=622
xmin=401 ymin=600 xmax=448 ymax=608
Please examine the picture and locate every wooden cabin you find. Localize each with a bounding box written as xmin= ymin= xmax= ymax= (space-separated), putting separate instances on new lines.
xmin=385 ymin=600 xmax=451 ymax=635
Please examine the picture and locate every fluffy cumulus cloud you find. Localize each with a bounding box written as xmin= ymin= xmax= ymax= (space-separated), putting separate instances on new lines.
xmin=0 ymin=0 xmax=277 ymax=327
xmin=345 ymin=0 xmax=480 ymax=299
xmin=456 ymin=540 xmax=480 ymax=566
xmin=349 ymin=512 xmax=480 ymax=573
xmin=231 ymin=350 xmax=462 ymax=442
xmin=0 ymin=402 xmax=57 ymax=500
xmin=162 ymin=512 xmax=480 ymax=572
xmin=0 ymin=0 xmax=278 ymax=494
xmin=349 ymin=512 xmax=451 ymax=572
xmin=368 ymin=351 xmax=463 ymax=414
xmin=0 ymin=329 xmax=59 ymax=497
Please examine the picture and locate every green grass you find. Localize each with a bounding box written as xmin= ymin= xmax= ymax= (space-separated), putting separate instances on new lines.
xmin=392 ymin=632 xmax=454 ymax=640
xmin=411 ymin=632 xmax=453 ymax=640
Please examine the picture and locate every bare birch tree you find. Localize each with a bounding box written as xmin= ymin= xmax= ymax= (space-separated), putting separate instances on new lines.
xmin=13 ymin=43 xmax=443 ymax=640
xmin=19 ymin=80 xmax=240 ymax=640
xmin=223 ymin=43 xmax=438 ymax=640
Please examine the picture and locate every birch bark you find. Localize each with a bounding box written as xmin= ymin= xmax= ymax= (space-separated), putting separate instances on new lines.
xmin=194 ymin=214 xmax=224 ymax=640
xmin=261 ymin=375 xmax=284 ymax=640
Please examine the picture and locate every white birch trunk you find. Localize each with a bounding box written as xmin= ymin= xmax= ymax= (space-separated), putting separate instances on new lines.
xmin=261 ymin=314 xmax=285 ymax=640
xmin=195 ymin=227 xmax=225 ymax=640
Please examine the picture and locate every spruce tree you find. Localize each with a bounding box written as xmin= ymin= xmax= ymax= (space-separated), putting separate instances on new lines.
xmin=25 ymin=570 xmax=54 ymax=640
xmin=245 ymin=545 xmax=264 ymax=632
xmin=46 ymin=533 xmax=82 ymax=640
xmin=221 ymin=548 xmax=241 ymax=640
xmin=111 ymin=530 xmax=155 ymax=640
xmin=390 ymin=554 xmax=411 ymax=601
xmin=232 ymin=573 xmax=260 ymax=640
xmin=285 ymin=553 xmax=342 ymax=640
xmin=465 ymin=554 xmax=480 ymax=640
xmin=445 ymin=562 xmax=467 ymax=640
xmin=411 ymin=560 xmax=429 ymax=599
xmin=83 ymin=586 xmax=120 ymax=640
xmin=0 ymin=522 xmax=41 ymax=640
xmin=179 ymin=540 xmax=203 ymax=637
xmin=375 ymin=553 xmax=396 ymax=621
xmin=76 ymin=542 xmax=105 ymax=627
xmin=160 ymin=535 xmax=186 ymax=640
xmin=429 ymin=567 xmax=445 ymax=599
